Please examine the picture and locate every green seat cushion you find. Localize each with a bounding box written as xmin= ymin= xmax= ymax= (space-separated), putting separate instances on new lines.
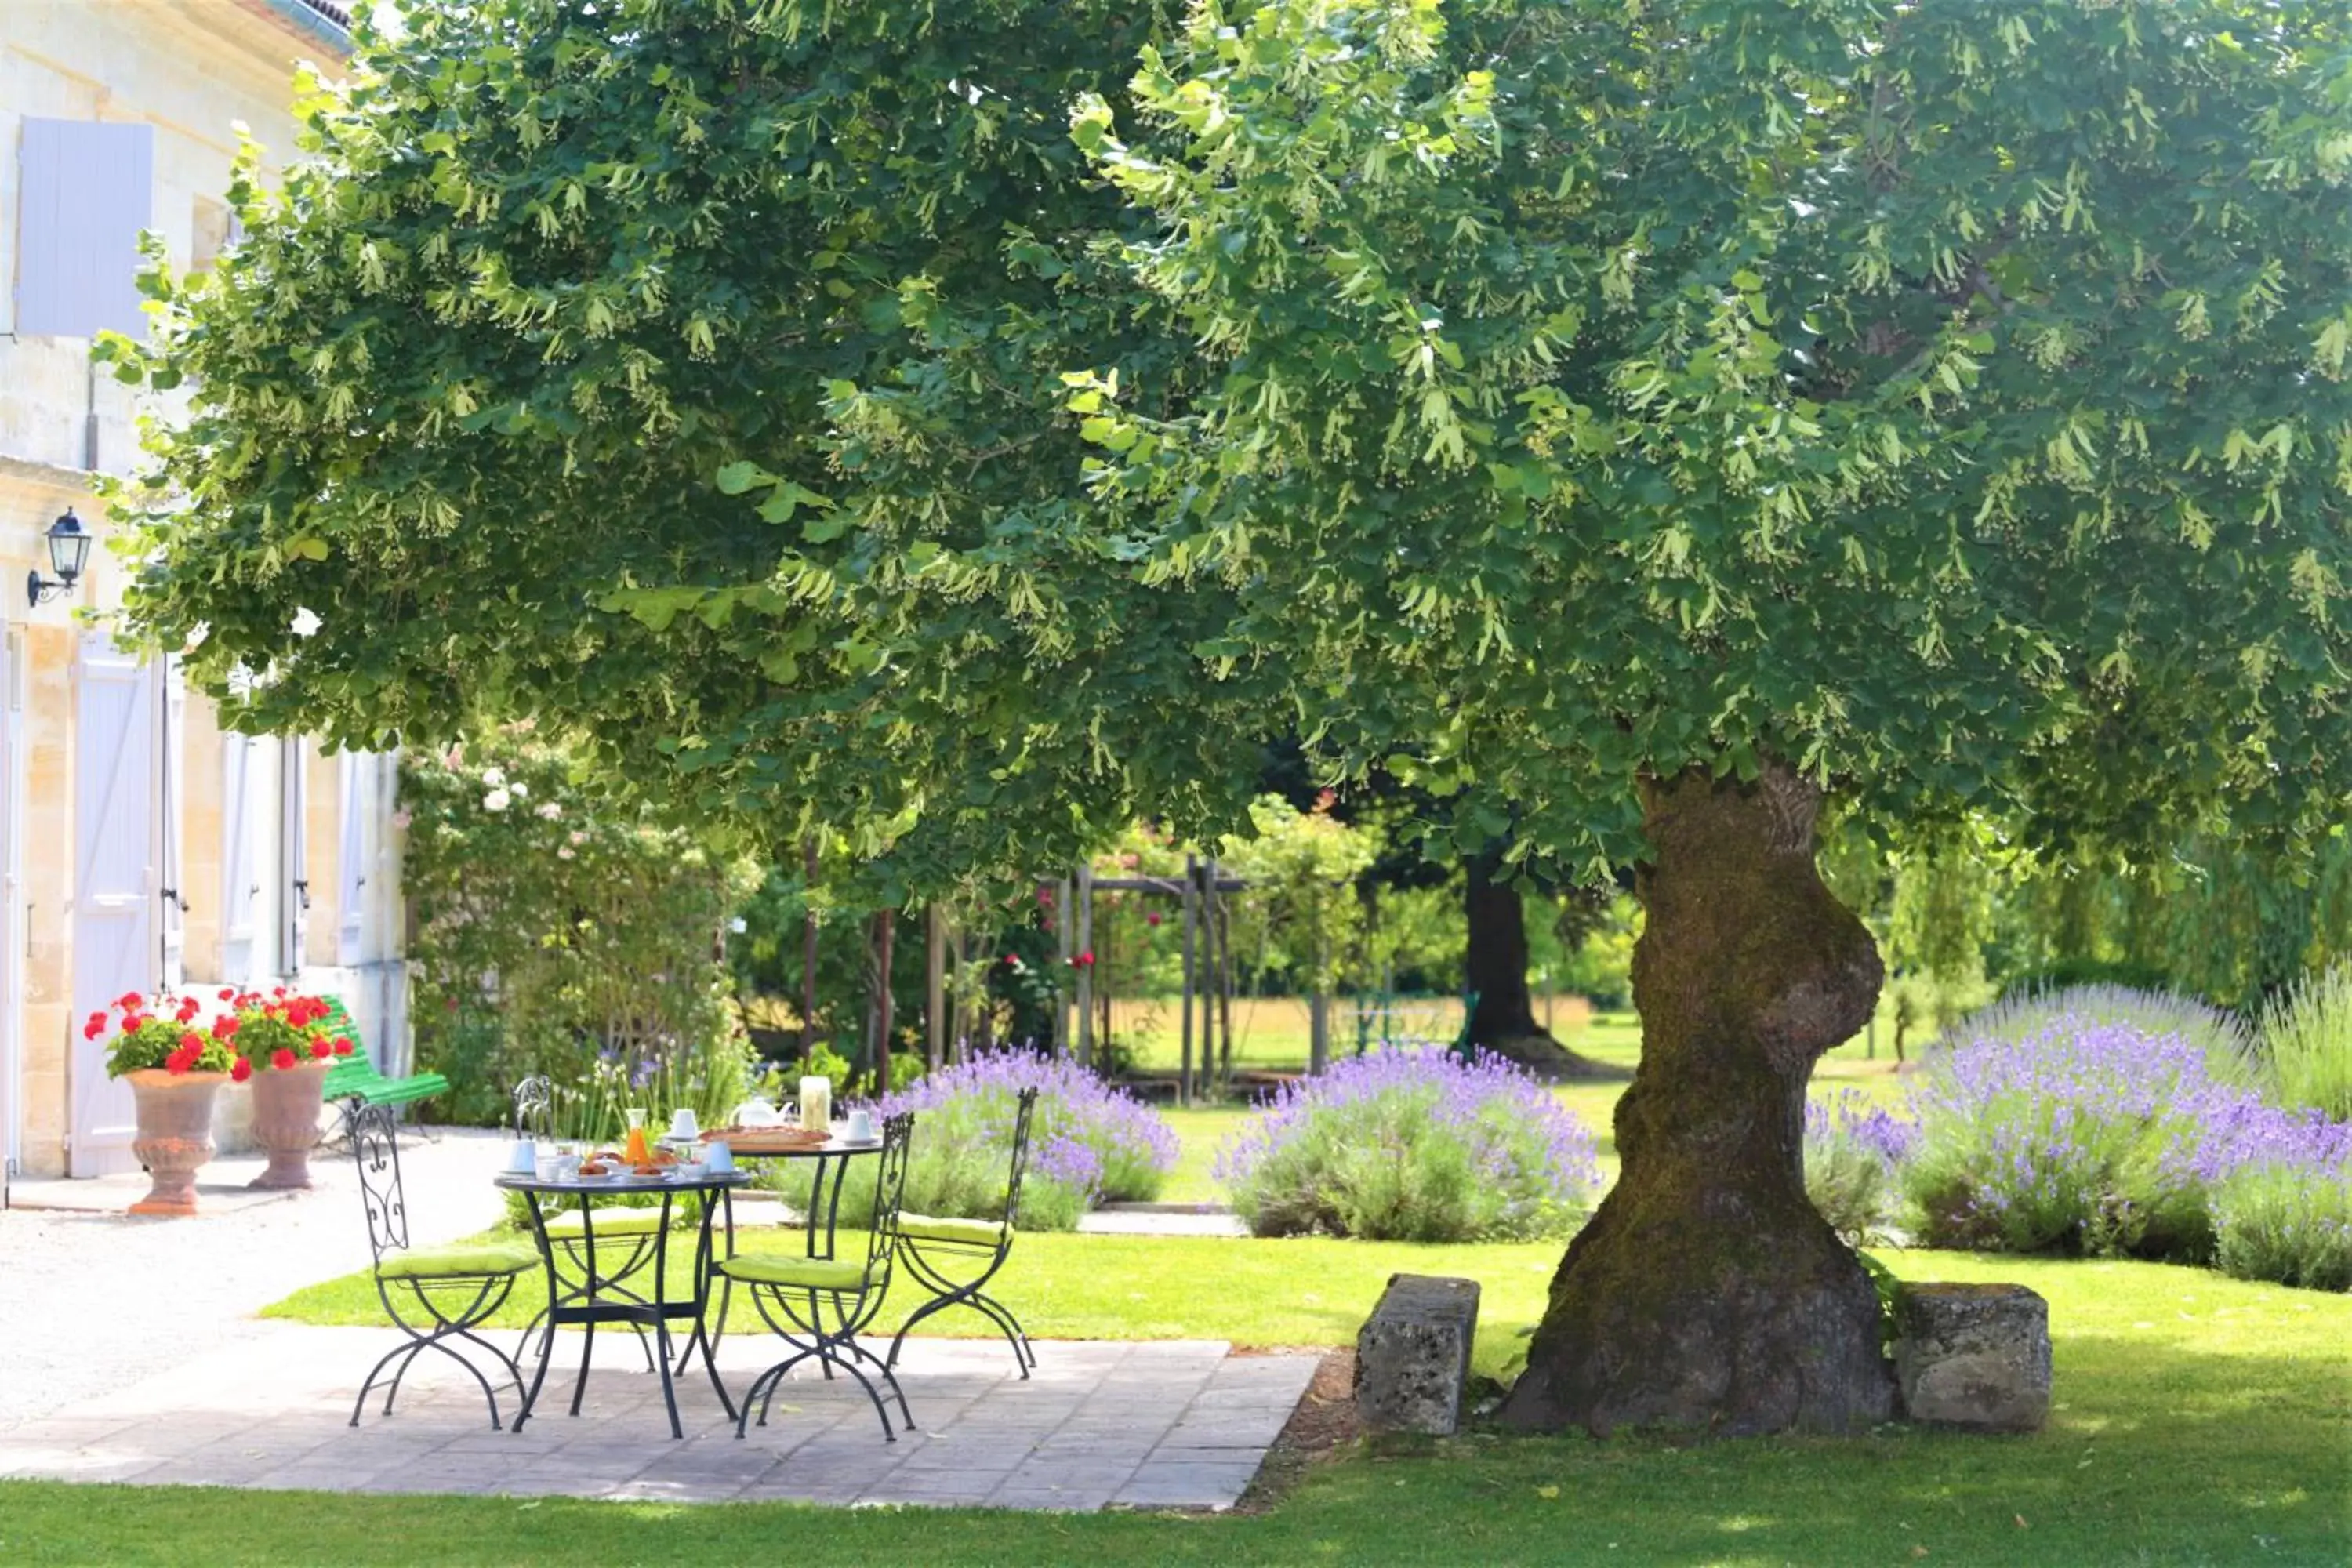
xmin=540 ymin=1209 xmax=665 ymax=1238
xmin=717 ymin=1254 xmax=873 ymax=1292
xmin=379 ymin=1240 xmax=540 ymax=1280
xmin=896 ymin=1214 xmax=1011 ymax=1247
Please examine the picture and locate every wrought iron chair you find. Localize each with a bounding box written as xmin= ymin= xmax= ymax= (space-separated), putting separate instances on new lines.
xmin=886 ymin=1086 xmax=1039 ymax=1377
xmin=722 ymin=1111 xmax=920 ymax=1441
xmin=506 ymin=1076 xmax=663 ymax=1370
xmin=343 ymin=1098 xmax=535 ymax=1428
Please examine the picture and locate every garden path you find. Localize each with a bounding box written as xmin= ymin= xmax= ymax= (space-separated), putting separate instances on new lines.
xmin=0 ymin=1327 xmax=1316 ymax=1511
xmin=0 ymin=1128 xmax=511 ymax=1427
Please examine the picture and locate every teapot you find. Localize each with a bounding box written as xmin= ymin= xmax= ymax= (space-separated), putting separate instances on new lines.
xmin=732 ymin=1095 xmax=782 ymax=1129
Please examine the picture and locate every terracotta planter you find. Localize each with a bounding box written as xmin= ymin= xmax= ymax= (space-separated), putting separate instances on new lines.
xmin=125 ymin=1069 xmax=230 ymax=1217
xmin=248 ymin=1060 xmax=330 ymax=1190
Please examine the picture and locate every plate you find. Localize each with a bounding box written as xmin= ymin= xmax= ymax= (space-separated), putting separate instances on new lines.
xmin=833 ymin=1136 xmax=882 ymax=1148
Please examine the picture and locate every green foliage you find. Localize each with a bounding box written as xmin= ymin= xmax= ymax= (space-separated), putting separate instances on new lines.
xmin=1216 ymin=794 xmax=1381 ymax=996
xmin=103 ymin=0 xmax=2350 ymax=909
xmin=2259 ymin=962 xmax=2352 ymax=1121
xmin=2209 ymin=1161 xmax=2352 ymax=1293
xmin=401 ymin=735 xmax=760 ymax=1135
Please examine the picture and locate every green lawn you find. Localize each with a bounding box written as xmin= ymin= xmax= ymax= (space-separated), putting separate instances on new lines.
xmin=22 ymin=1247 xmax=2349 ymax=1565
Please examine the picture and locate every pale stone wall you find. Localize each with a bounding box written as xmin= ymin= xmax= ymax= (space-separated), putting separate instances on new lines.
xmin=0 ymin=1 xmax=385 ymax=1178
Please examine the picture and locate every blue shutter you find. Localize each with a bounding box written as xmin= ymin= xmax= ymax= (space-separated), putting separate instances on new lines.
xmin=16 ymin=119 xmax=154 ymax=339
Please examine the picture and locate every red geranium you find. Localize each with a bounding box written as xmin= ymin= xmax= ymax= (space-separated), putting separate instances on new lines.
xmin=230 ymin=1057 xmax=253 ymax=1083
xmin=309 ymin=1037 xmax=333 ymax=1060
xmin=332 ymin=1037 xmax=355 ymax=1056
xmin=271 ymin=1047 xmax=297 ymax=1071
xmin=212 ymin=1015 xmax=241 ymax=1039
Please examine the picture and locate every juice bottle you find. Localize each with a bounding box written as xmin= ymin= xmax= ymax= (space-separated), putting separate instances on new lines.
xmin=622 ymin=1106 xmax=650 ymax=1164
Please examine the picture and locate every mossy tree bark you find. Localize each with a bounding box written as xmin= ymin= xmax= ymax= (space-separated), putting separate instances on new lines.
xmin=1501 ymin=763 xmax=1894 ymax=1436
xmin=1464 ymin=855 xmax=1620 ymax=1080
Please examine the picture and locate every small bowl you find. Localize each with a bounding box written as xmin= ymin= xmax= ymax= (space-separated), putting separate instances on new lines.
xmin=535 ymin=1156 xmax=564 ymax=1181
xmin=671 ymin=1161 xmax=708 ymax=1181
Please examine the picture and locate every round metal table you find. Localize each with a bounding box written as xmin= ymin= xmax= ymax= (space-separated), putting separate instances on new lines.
xmin=497 ymin=1167 xmax=749 ymax=1439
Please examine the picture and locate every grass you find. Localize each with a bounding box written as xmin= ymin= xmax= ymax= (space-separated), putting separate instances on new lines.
xmin=1107 ymin=997 xmax=1933 ymax=1075
xmin=21 ymin=1248 xmax=2348 ymax=1565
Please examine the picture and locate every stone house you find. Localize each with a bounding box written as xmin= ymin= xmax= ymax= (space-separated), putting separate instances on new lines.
xmin=2 ymin=0 xmax=408 ymax=1183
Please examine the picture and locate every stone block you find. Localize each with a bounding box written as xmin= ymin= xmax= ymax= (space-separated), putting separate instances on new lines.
xmin=1353 ymin=1273 xmax=1479 ymax=1436
xmin=1893 ymin=1283 xmax=2051 ymax=1432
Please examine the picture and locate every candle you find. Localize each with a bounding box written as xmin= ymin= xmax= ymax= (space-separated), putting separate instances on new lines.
xmin=799 ymin=1075 xmax=831 ymax=1136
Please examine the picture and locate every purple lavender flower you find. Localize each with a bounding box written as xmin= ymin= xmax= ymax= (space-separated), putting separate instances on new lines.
xmin=871 ymin=1049 xmax=1178 ymax=1221
xmin=1904 ymin=1008 xmax=2351 ymax=1259
xmin=1214 ymin=1047 xmax=1599 ymax=1242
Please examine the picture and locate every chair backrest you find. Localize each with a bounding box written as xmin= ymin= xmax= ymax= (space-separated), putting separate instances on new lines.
xmin=997 ymin=1087 xmax=1041 ymax=1229
xmin=343 ymin=1098 xmax=408 ymax=1266
xmin=865 ymin=1111 xmax=919 ymax=1277
xmin=513 ymin=1075 xmax=552 ymax=1138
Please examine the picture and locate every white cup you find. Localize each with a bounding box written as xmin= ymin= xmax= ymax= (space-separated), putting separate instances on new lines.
xmin=704 ymin=1139 xmax=735 ymax=1174
xmin=844 ymin=1109 xmax=876 ymax=1142
xmin=506 ymin=1138 xmax=537 ymax=1174
xmin=669 ymin=1107 xmax=699 ymax=1140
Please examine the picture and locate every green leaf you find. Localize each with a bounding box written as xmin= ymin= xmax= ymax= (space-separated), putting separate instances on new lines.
xmin=715 ymin=461 xmax=768 ymax=495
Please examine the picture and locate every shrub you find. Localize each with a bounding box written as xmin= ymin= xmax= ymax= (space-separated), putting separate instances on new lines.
xmin=2210 ymin=1159 xmax=2352 ymax=1293
xmin=1901 ymin=1011 xmax=2344 ymax=1261
xmin=401 ymin=736 xmax=761 ymax=1137
xmin=1804 ymin=1091 xmax=1916 ymax=1243
xmin=1951 ymin=983 xmax=2254 ymax=1086
xmin=1214 ymin=1048 xmax=1599 ymax=1242
xmin=2258 ymin=963 xmax=2352 ymax=1122
xmin=763 ymin=1051 xmax=1177 ymax=1232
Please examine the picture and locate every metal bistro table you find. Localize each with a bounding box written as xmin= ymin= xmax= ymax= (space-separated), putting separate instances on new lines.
xmin=668 ymin=1133 xmax=891 ymax=1375
xmin=500 ymin=1167 xmax=750 ymax=1439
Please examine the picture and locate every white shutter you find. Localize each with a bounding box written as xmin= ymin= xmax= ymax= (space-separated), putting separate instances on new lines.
xmin=337 ymin=752 xmax=368 ymax=965
xmin=157 ymin=659 xmax=185 ymax=993
xmin=16 ymin=120 xmax=155 ymax=339
xmin=281 ymin=736 xmax=308 ymax=975
xmin=70 ymin=634 xmax=158 ymax=1175
xmin=0 ymin=631 xmax=21 ymax=1174
xmin=221 ymin=735 xmax=263 ymax=983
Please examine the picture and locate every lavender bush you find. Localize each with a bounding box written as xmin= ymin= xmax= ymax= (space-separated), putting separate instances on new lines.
xmin=1804 ymin=1091 xmax=1916 ymax=1243
xmin=2258 ymin=962 xmax=2352 ymax=1121
xmin=1962 ymin=984 xmax=2255 ymax=1084
xmin=2210 ymin=1156 xmax=2352 ymax=1292
xmin=1901 ymin=1011 xmax=2350 ymax=1262
xmin=762 ymin=1051 xmax=1178 ymax=1232
xmin=1214 ymin=1049 xmax=1599 ymax=1242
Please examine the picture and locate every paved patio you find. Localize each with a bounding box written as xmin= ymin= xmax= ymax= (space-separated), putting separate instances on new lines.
xmin=0 ymin=1322 xmax=1316 ymax=1511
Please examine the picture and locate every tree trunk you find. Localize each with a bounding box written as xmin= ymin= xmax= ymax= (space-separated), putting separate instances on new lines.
xmin=1465 ymin=855 xmax=1619 ymax=1080
xmin=1501 ymin=764 xmax=1893 ymax=1437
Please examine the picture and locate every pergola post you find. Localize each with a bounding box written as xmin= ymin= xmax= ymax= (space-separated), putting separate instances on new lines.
xmin=1180 ymin=853 xmax=1199 ymax=1107
xmin=925 ymin=904 xmax=947 ymax=1071
xmin=1075 ymin=862 xmax=1095 ymax=1069
xmin=1054 ymin=876 xmax=1073 ymax=1056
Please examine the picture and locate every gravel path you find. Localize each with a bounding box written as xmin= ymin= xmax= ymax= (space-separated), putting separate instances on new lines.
xmin=0 ymin=1129 xmax=510 ymax=1428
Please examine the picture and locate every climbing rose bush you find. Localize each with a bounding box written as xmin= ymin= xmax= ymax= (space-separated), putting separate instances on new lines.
xmin=1215 ymin=1048 xmax=1599 ymax=1242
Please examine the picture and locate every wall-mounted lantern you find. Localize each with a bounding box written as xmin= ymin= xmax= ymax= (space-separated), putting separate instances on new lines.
xmin=27 ymin=508 xmax=93 ymax=607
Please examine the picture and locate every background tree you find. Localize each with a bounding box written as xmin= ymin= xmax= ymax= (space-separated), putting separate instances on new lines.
xmin=114 ymin=0 xmax=2350 ymax=1439
xmin=1070 ymin=0 xmax=2350 ymax=1435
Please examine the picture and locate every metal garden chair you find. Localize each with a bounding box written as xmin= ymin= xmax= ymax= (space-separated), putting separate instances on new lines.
xmin=506 ymin=1076 xmax=664 ymax=1372
xmin=343 ymin=1098 xmax=535 ymax=1429
xmin=721 ymin=1111 xmax=920 ymax=1441
xmin=885 ymin=1085 xmax=1039 ymax=1377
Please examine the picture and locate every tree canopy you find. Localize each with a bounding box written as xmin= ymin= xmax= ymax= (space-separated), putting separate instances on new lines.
xmin=110 ymin=0 xmax=2352 ymax=1435
xmin=116 ymin=0 xmax=2350 ymax=892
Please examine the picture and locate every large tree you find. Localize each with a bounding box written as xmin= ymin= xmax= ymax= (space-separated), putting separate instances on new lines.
xmin=115 ymin=0 xmax=2350 ymax=1438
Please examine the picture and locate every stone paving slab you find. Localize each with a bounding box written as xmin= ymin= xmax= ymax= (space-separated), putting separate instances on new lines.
xmin=0 ymin=1323 xmax=1316 ymax=1512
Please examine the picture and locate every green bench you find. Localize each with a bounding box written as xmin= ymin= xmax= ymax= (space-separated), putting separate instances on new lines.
xmin=316 ymin=996 xmax=449 ymax=1109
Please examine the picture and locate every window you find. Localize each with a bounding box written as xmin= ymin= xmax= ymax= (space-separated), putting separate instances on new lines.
xmin=15 ymin=119 xmax=154 ymax=338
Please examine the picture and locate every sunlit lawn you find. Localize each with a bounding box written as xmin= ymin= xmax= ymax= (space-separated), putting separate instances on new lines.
xmin=103 ymin=1245 xmax=2343 ymax=1566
